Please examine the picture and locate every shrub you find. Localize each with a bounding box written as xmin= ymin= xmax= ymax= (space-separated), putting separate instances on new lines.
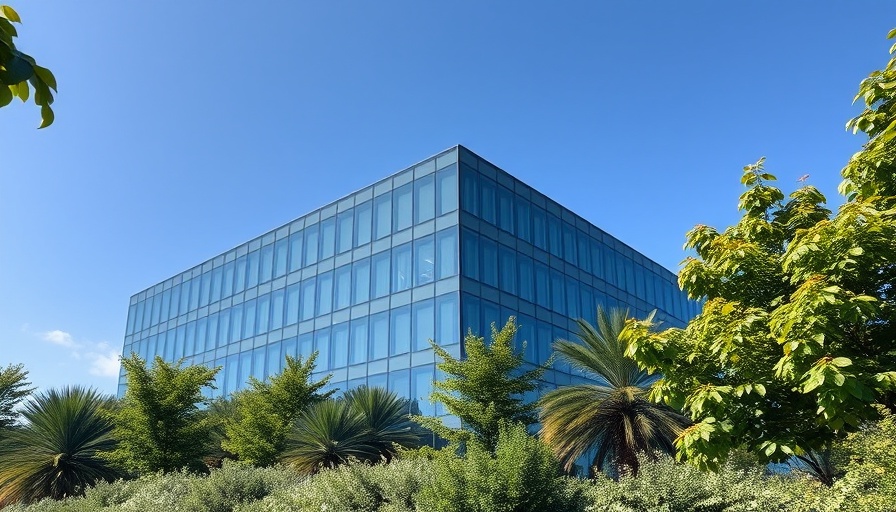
xmin=415 ymin=423 xmax=583 ymax=512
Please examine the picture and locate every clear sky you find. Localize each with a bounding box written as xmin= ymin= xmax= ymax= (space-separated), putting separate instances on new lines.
xmin=2 ymin=1 xmax=894 ymax=396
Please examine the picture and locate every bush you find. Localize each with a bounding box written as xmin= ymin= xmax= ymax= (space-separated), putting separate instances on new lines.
xmin=415 ymin=423 xmax=583 ymax=512
xmin=238 ymin=458 xmax=429 ymax=512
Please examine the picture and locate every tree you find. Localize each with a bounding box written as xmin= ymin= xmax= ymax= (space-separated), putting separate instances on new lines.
xmin=623 ymin=29 xmax=896 ymax=470
xmin=0 ymin=5 xmax=56 ymax=127
xmin=0 ymin=386 xmax=119 ymax=505
xmin=0 ymin=363 xmax=34 ymax=432
xmin=222 ymin=353 xmax=333 ymax=466
xmin=104 ymin=354 xmax=219 ymax=474
xmin=416 ymin=317 xmax=544 ymax=452
xmin=281 ymin=386 xmax=420 ymax=475
xmin=539 ymin=308 xmax=689 ymax=477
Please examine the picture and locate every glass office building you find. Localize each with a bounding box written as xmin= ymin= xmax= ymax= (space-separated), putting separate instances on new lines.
xmin=118 ymin=146 xmax=697 ymax=421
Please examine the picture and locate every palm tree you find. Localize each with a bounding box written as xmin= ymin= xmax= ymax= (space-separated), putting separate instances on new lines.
xmin=538 ymin=307 xmax=689 ymax=477
xmin=281 ymin=386 xmax=420 ymax=474
xmin=343 ymin=386 xmax=421 ymax=461
xmin=281 ymin=398 xmax=377 ymax=474
xmin=0 ymin=386 xmax=120 ymax=505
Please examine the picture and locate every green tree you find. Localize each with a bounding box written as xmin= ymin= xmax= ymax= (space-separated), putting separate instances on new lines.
xmin=222 ymin=353 xmax=333 ymax=466
xmin=105 ymin=354 xmax=219 ymax=474
xmin=0 ymin=386 xmax=119 ymax=505
xmin=623 ymin=29 xmax=896 ymax=470
xmin=539 ymin=308 xmax=689 ymax=477
xmin=282 ymin=386 xmax=420 ymax=475
xmin=0 ymin=5 xmax=56 ymax=127
xmin=416 ymin=317 xmax=544 ymax=452
xmin=0 ymin=363 xmax=34 ymax=432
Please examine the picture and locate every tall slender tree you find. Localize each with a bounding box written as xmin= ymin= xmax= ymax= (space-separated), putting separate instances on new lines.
xmin=0 ymin=363 xmax=33 ymax=432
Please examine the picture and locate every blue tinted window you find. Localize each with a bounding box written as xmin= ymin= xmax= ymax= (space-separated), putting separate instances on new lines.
xmin=267 ymin=340 xmax=283 ymax=377
xmin=196 ymin=318 xmax=208 ymax=354
xmin=515 ymin=200 xmax=531 ymax=243
xmin=355 ymin=201 xmax=372 ymax=246
xmin=271 ymin=289 xmax=285 ymax=330
xmin=518 ymin=255 xmax=534 ymax=303
xmin=282 ymin=336 xmax=298 ymax=360
xmin=222 ymin=264 xmax=234 ymax=299
xmin=480 ymin=238 xmax=498 ymax=288
xmin=230 ymin=304 xmax=243 ymax=342
xmin=551 ymin=271 xmax=566 ymax=315
xmin=304 ymin=225 xmax=319 ymax=265
xmin=134 ymin=301 xmax=145 ymax=332
xmin=289 ymin=232 xmax=304 ymax=272
xmin=127 ymin=304 xmax=137 ymax=334
xmin=320 ymin=217 xmax=336 ymax=260
xmin=581 ymin=286 xmax=595 ymax=322
xmin=436 ymin=293 xmax=459 ymax=344
xmin=207 ymin=313 xmax=219 ymax=349
xmin=394 ymin=183 xmax=413 ymax=232
xmin=623 ymin=259 xmax=634 ymax=293
xmin=238 ymin=351 xmax=252 ymax=390
xmin=389 ymin=368 xmax=411 ymax=398
xmin=518 ymin=315 xmax=537 ymax=364
xmin=635 ymin=266 xmax=646 ymax=299
xmin=257 ymin=294 xmax=271 ymax=334
xmin=285 ymin=284 xmax=299 ymax=326
xmin=219 ymin=309 xmax=231 ymax=344
xmin=189 ymin=279 xmax=201 ymax=312
xmin=373 ymin=193 xmax=392 ymax=240
xmin=391 ymin=306 xmax=411 ymax=355
xmin=224 ymin=354 xmax=238 ymax=396
xmin=334 ymin=265 xmax=351 ymax=310
xmin=349 ymin=318 xmax=368 ymax=365
xmin=352 ymin=258 xmax=371 ymax=304
xmin=534 ymin=263 xmax=550 ymax=309
xmin=332 ymin=323 xmax=349 ymax=369
xmin=499 ymin=245 xmax=516 ymax=295
xmin=566 ymin=277 xmax=580 ymax=319
xmin=372 ymin=251 xmax=390 ymax=299
xmin=317 ymin=272 xmax=333 ymax=316
xmin=300 ymin=279 xmax=315 ymax=321
xmin=460 ymin=165 xmax=478 ymax=216
xmin=368 ymin=373 xmax=387 ymax=390
xmin=547 ymin=215 xmax=562 ymax=258
xmin=563 ymin=224 xmax=577 ymax=265
xmin=392 ymin=243 xmax=412 ymax=293
xmin=234 ymin=256 xmax=247 ymax=294
xmin=337 ymin=211 xmax=353 ymax=254
xmin=253 ymin=347 xmax=266 ymax=381
xmin=412 ymin=365 xmax=435 ymax=416
xmin=314 ymin=329 xmax=331 ymax=371
xmin=497 ymin=186 xmax=514 ymax=234
xmin=415 ymin=236 xmax=434 ymax=286
xmin=199 ymin=273 xmax=211 ymax=308
xmin=462 ymin=294 xmax=480 ymax=336
xmin=603 ymin=249 xmax=617 ymax=286
xmin=370 ymin=312 xmax=389 ymax=360
xmin=532 ymin=207 xmax=547 ymax=250
xmin=159 ymin=290 xmax=171 ymax=323
xmin=415 ymin=174 xmax=435 ymax=224
xmin=436 ymin=165 xmax=458 ymax=216
xmin=436 ymin=229 xmax=457 ymax=280
xmin=578 ymin=233 xmax=591 ymax=272
xmin=482 ymin=300 xmax=500 ymax=337
xmin=298 ymin=333 xmax=313 ymax=359
xmin=260 ymin=245 xmax=274 ymax=284
xmin=480 ymin=178 xmax=497 ymax=225
xmin=537 ymin=322 xmax=553 ymax=367
xmin=413 ymin=299 xmax=435 ymax=351
xmin=243 ymin=299 xmax=257 ymax=339
xmin=177 ymin=325 xmax=189 ymax=357
xmin=210 ymin=268 xmax=223 ymax=304
xmin=274 ymin=239 xmax=288 ymax=278
xmin=182 ymin=323 xmax=194 ymax=359
xmin=247 ymin=251 xmax=260 ymax=289
xmin=461 ymin=229 xmax=479 ymax=281
xmin=590 ymin=240 xmax=603 ymax=279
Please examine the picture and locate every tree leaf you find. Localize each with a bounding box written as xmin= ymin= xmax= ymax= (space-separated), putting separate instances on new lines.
xmin=38 ymin=102 xmax=54 ymax=128
xmin=33 ymin=65 xmax=57 ymax=92
xmin=0 ymin=84 xmax=12 ymax=107
xmin=0 ymin=5 xmax=20 ymax=23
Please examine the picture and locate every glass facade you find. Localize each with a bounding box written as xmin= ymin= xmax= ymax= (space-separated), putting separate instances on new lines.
xmin=119 ymin=146 xmax=696 ymax=421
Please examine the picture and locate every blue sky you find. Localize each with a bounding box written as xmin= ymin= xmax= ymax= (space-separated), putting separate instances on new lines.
xmin=2 ymin=1 xmax=894 ymax=395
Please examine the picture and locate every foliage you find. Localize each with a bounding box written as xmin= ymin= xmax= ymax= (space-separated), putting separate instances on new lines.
xmin=0 ymin=362 xmax=34 ymax=432
xmin=416 ymin=423 xmax=584 ymax=512
xmin=281 ymin=386 xmax=420 ymax=475
xmin=540 ymin=308 xmax=689 ymax=476
xmin=416 ymin=317 xmax=544 ymax=451
xmin=1 ymin=461 xmax=297 ymax=512
xmin=0 ymin=386 xmax=119 ymax=505
xmin=582 ymin=453 xmax=833 ymax=512
xmin=0 ymin=5 xmax=56 ymax=127
xmin=828 ymin=406 xmax=896 ymax=511
xmin=623 ymin=30 xmax=896 ymax=469
xmin=104 ymin=354 xmax=219 ymax=475
xmin=222 ymin=354 xmax=333 ymax=466
xmin=242 ymin=458 xmax=430 ymax=512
